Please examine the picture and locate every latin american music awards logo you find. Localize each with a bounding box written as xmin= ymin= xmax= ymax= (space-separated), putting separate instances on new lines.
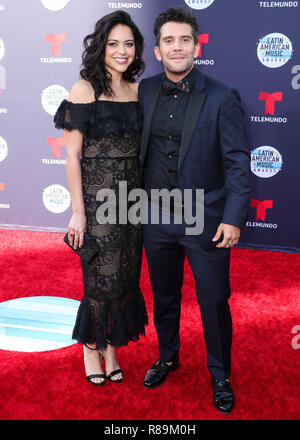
xmin=42 ymin=184 xmax=71 ymax=213
xmin=257 ymin=33 xmax=293 ymax=68
xmin=251 ymin=146 xmax=283 ymax=178
xmin=184 ymin=0 xmax=214 ymax=10
xmin=41 ymin=0 xmax=70 ymax=11
xmin=0 ymin=64 xmax=5 ymax=90
xmin=0 ymin=44 xmax=7 ymax=114
xmin=0 ymin=37 xmax=5 ymax=61
xmin=0 ymin=65 xmax=5 ymax=101
xmin=0 ymin=135 xmax=8 ymax=162
xmin=41 ymin=84 xmax=69 ymax=116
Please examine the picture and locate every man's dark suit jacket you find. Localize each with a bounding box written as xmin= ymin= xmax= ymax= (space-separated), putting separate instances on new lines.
xmin=138 ymin=68 xmax=251 ymax=229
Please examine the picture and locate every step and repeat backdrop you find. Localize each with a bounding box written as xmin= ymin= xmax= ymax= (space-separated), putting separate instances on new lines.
xmin=0 ymin=0 xmax=299 ymax=252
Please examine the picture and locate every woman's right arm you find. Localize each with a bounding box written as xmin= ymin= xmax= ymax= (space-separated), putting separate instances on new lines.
xmin=65 ymin=80 xmax=94 ymax=249
xmin=65 ymin=128 xmax=86 ymax=250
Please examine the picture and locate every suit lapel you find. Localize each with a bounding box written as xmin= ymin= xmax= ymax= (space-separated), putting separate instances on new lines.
xmin=140 ymin=79 xmax=162 ymax=165
xmin=178 ymin=73 xmax=207 ymax=171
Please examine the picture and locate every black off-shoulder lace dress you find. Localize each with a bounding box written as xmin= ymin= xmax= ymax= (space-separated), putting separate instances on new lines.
xmin=54 ymin=99 xmax=148 ymax=349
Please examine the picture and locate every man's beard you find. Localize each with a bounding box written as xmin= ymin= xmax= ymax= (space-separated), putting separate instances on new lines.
xmin=165 ymin=59 xmax=194 ymax=76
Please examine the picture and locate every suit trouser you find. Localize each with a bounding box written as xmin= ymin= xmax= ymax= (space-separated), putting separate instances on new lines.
xmin=142 ymin=202 xmax=232 ymax=381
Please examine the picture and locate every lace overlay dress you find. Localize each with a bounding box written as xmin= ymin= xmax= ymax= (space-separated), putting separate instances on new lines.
xmin=54 ymin=99 xmax=148 ymax=349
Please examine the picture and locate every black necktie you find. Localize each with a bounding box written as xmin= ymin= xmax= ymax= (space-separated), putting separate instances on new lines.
xmin=162 ymin=78 xmax=190 ymax=95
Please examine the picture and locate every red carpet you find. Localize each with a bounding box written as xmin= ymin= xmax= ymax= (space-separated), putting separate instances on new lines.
xmin=0 ymin=229 xmax=299 ymax=420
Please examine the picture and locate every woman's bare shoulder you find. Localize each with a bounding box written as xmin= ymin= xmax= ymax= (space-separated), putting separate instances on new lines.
xmin=68 ymin=80 xmax=95 ymax=104
xmin=129 ymin=81 xmax=139 ymax=100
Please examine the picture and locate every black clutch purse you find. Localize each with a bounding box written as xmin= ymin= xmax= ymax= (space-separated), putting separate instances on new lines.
xmin=63 ymin=233 xmax=99 ymax=263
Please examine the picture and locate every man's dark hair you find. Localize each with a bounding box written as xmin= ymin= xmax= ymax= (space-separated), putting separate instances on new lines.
xmin=153 ymin=6 xmax=199 ymax=46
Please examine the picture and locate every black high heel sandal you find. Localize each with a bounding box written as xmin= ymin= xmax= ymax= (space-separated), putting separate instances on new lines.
xmin=84 ymin=344 xmax=106 ymax=386
xmin=100 ymin=342 xmax=123 ymax=383
xmin=105 ymin=369 xmax=123 ymax=383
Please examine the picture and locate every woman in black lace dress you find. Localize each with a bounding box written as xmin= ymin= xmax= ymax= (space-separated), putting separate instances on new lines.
xmin=54 ymin=11 xmax=148 ymax=385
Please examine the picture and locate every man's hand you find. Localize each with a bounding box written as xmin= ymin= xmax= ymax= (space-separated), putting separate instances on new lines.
xmin=212 ymin=223 xmax=240 ymax=248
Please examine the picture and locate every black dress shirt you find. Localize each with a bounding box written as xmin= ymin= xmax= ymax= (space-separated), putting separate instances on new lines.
xmin=143 ymin=67 xmax=196 ymax=195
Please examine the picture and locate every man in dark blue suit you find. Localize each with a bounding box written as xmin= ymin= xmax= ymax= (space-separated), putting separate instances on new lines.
xmin=138 ymin=6 xmax=250 ymax=414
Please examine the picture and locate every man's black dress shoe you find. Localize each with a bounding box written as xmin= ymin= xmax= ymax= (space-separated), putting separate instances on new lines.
xmin=211 ymin=376 xmax=235 ymax=414
xmin=144 ymin=355 xmax=179 ymax=388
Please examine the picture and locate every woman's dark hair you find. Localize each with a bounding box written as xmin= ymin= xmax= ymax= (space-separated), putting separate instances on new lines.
xmin=153 ymin=6 xmax=198 ymax=46
xmin=80 ymin=11 xmax=145 ymax=99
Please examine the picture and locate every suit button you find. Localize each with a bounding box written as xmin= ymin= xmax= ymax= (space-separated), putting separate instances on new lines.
xmin=168 ymin=154 xmax=172 ymax=158
xmin=169 ymin=114 xmax=174 ymax=118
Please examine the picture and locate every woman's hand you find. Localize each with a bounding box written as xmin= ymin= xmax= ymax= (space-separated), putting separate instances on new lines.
xmin=68 ymin=212 xmax=86 ymax=249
